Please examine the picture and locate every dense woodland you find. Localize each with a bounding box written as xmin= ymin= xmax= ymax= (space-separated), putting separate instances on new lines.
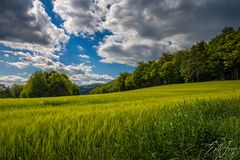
xmin=0 ymin=71 xmax=80 ymax=98
xmin=92 ymin=27 xmax=240 ymax=94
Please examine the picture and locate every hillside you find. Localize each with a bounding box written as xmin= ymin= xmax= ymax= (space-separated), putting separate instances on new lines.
xmin=80 ymin=83 xmax=101 ymax=95
xmin=1 ymin=81 xmax=240 ymax=159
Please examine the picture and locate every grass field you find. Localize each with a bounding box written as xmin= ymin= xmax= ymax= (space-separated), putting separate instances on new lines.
xmin=1 ymin=81 xmax=240 ymax=159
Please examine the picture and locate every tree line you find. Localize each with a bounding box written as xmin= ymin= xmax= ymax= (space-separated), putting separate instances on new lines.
xmin=0 ymin=71 xmax=80 ymax=98
xmin=1 ymin=27 xmax=239 ymax=97
xmin=92 ymin=27 xmax=240 ymax=94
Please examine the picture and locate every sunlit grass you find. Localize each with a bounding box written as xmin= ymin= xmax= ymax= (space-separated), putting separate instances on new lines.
xmin=0 ymin=80 xmax=240 ymax=159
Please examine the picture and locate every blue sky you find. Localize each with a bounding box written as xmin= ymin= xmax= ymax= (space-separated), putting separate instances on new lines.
xmin=0 ymin=0 xmax=239 ymax=85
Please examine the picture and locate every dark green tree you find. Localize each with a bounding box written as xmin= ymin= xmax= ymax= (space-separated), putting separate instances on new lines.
xmin=125 ymin=74 xmax=135 ymax=90
xmin=0 ymin=84 xmax=12 ymax=98
xmin=11 ymin=84 xmax=24 ymax=98
xmin=48 ymin=73 xmax=73 ymax=97
xmin=116 ymin=72 xmax=130 ymax=91
xmin=72 ymin=83 xmax=81 ymax=95
xmin=19 ymin=71 xmax=80 ymax=98
xmin=25 ymin=72 xmax=49 ymax=98
xmin=181 ymin=41 xmax=208 ymax=82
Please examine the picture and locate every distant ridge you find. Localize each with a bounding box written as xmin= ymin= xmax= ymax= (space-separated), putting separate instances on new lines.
xmin=80 ymin=83 xmax=101 ymax=95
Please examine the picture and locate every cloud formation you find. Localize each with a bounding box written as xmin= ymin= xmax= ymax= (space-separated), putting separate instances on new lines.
xmin=0 ymin=75 xmax=27 ymax=85
xmin=70 ymin=73 xmax=115 ymax=86
xmin=79 ymin=54 xmax=90 ymax=59
xmin=0 ymin=0 xmax=69 ymax=55
xmin=0 ymin=0 xmax=113 ymax=85
xmin=54 ymin=0 xmax=240 ymax=66
xmin=53 ymin=0 xmax=109 ymax=36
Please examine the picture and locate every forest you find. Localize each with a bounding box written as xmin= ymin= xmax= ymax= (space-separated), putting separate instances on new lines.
xmin=92 ymin=27 xmax=240 ymax=94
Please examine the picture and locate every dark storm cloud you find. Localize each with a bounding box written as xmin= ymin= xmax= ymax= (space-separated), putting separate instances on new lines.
xmin=0 ymin=0 xmax=51 ymax=45
xmin=122 ymin=0 xmax=240 ymax=45
xmin=0 ymin=0 xmax=69 ymax=74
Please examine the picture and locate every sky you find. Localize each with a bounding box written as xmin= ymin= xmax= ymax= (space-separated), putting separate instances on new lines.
xmin=0 ymin=0 xmax=240 ymax=86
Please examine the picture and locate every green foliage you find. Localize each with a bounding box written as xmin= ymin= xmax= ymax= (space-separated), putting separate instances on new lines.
xmin=116 ymin=72 xmax=131 ymax=91
xmin=20 ymin=87 xmax=29 ymax=98
xmin=11 ymin=84 xmax=24 ymax=98
xmin=91 ymin=80 xmax=119 ymax=94
xmin=181 ymin=41 xmax=209 ymax=82
xmin=0 ymin=84 xmax=12 ymax=98
xmin=208 ymin=27 xmax=240 ymax=80
xmin=1 ymin=81 xmax=240 ymax=159
xmin=93 ymin=27 xmax=240 ymax=94
xmin=26 ymin=71 xmax=49 ymax=98
xmin=48 ymin=72 xmax=73 ymax=97
xmin=125 ymin=74 xmax=135 ymax=90
xmin=0 ymin=71 xmax=80 ymax=98
xmin=72 ymin=83 xmax=81 ymax=95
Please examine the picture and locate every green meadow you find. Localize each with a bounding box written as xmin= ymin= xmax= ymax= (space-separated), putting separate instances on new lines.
xmin=1 ymin=81 xmax=240 ymax=159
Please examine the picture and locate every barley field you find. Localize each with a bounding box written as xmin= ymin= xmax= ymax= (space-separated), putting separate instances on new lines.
xmin=1 ymin=81 xmax=240 ymax=159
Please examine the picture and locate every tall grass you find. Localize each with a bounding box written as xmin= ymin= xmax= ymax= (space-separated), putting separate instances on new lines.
xmin=0 ymin=81 xmax=240 ymax=159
